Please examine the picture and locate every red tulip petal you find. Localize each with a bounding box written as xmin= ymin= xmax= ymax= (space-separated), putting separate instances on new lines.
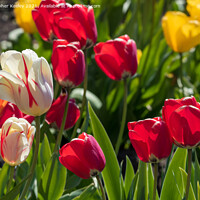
xmin=169 ymin=105 xmax=200 ymax=147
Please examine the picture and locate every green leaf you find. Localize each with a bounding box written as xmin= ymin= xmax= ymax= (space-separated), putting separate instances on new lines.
xmin=179 ymin=168 xmax=196 ymax=200
xmin=88 ymin=103 xmax=121 ymax=200
xmin=197 ymin=181 xmax=200 ymax=200
xmin=40 ymin=134 xmax=52 ymax=169
xmin=0 ymin=173 xmax=31 ymax=200
xmin=124 ymin=156 xmax=135 ymax=199
xmin=71 ymin=88 xmax=102 ymax=109
xmin=59 ymin=190 xmax=82 ymax=200
xmin=127 ymin=172 xmax=138 ymax=200
xmin=160 ymin=148 xmax=187 ymax=200
xmin=134 ymin=161 xmax=148 ymax=200
xmin=0 ymin=163 xmax=9 ymax=197
xmin=73 ymin=184 xmax=101 ymax=200
xmin=38 ymin=154 xmax=67 ymax=200
xmin=194 ymin=153 xmax=200 ymax=198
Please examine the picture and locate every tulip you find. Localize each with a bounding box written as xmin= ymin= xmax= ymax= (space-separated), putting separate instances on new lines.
xmin=46 ymin=94 xmax=80 ymax=130
xmin=94 ymin=35 xmax=138 ymax=80
xmin=162 ymin=11 xmax=200 ymax=52
xmin=128 ymin=117 xmax=172 ymax=162
xmin=137 ymin=49 xmax=142 ymax=64
xmin=0 ymin=49 xmax=53 ymax=116
xmin=14 ymin=0 xmax=41 ymax=34
xmin=32 ymin=0 xmax=65 ymax=41
xmin=52 ymin=4 xmax=97 ymax=49
xmin=162 ymin=96 xmax=200 ymax=148
xmin=0 ymin=99 xmax=34 ymax=127
xmin=51 ymin=40 xmax=85 ymax=88
xmin=0 ymin=117 xmax=36 ymax=166
xmin=59 ymin=132 xmax=106 ymax=179
xmin=187 ymin=0 xmax=200 ymax=21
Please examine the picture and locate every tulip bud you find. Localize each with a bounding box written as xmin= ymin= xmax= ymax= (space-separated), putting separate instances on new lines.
xmin=0 ymin=49 xmax=53 ymax=116
xmin=94 ymin=35 xmax=138 ymax=80
xmin=59 ymin=133 xmax=106 ymax=179
xmin=0 ymin=117 xmax=35 ymax=166
xmin=46 ymin=94 xmax=80 ymax=130
xmin=128 ymin=117 xmax=172 ymax=163
xmin=162 ymin=96 xmax=200 ymax=148
xmin=51 ymin=40 xmax=85 ymax=88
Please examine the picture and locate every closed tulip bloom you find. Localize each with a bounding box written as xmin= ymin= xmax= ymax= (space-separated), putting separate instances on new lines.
xmin=0 ymin=117 xmax=35 ymax=166
xmin=52 ymin=4 xmax=97 ymax=49
xmin=51 ymin=40 xmax=85 ymax=88
xmin=0 ymin=99 xmax=34 ymax=127
xmin=14 ymin=0 xmax=41 ymax=34
xmin=0 ymin=49 xmax=53 ymax=116
xmin=94 ymin=35 xmax=138 ymax=80
xmin=162 ymin=11 xmax=200 ymax=52
xmin=59 ymin=133 xmax=106 ymax=179
xmin=32 ymin=0 xmax=65 ymax=41
xmin=46 ymin=94 xmax=80 ymax=130
xmin=187 ymin=0 xmax=200 ymax=21
xmin=128 ymin=117 xmax=172 ymax=163
xmin=162 ymin=96 xmax=200 ymax=148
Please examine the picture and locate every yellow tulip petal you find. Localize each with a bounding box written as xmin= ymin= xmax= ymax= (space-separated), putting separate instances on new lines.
xmin=187 ymin=0 xmax=200 ymax=20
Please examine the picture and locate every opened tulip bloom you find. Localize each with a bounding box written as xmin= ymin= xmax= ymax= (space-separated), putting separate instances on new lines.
xmin=0 ymin=49 xmax=53 ymax=116
xmin=14 ymin=0 xmax=41 ymax=34
xmin=128 ymin=117 xmax=172 ymax=162
xmin=94 ymin=35 xmax=138 ymax=80
xmin=32 ymin=0 xmax=65 ymax=41
xmin=0 ymin=117 xmax=35 ymax=166
xmin=162 ymin=96 xmax=200 ymax=148
xmin=59 ymin=133 xmax=106 ymax=179
xmin=162 ymin=11 xmax=200 ymax=52
xmin=0 ymin=99 xmax=34 ymax=127
xmin=51 ymin=40 xmax=85 ymax=88
xmin=46 ymin=94 xmax=80 ymax=130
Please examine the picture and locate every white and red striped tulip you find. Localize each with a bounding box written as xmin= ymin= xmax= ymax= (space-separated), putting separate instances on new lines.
xmin=0 ymin=49 xmax=53 ymax=116
xmin=0 ymin=117 xmax=36 ymax=166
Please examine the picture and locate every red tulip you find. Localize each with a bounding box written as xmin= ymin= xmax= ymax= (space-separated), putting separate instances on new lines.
xmin=0 ymin=100 xmax=34 ymax=127
xmin=46 ymin=94 xmax=80 ymax=130
xmin=128 ymin=117 xmax=172 ymax=162
xmin=52 ymin=4 xmax=97 ymax=49
xmin=162 ymin=96 xmax=200 ymax=148
xmin=59 ymin=133 xmax=106 ymax=179
xmin=32 ymin=0 xmax=65 ymax=41
xmin=94 ymin=35 xmax=138 ymax=80
xmin=51 ymin=40 xmax=85 ymax=88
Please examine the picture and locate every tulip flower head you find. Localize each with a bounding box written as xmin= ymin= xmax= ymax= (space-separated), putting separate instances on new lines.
xmin=128 ymin=117 xmax=172 ymax=163
xmin=46 ymin=93 xmax=80 ymax=130
xmin=14 ymin=0 xmax=41 ymax=34
xmin=187 ymin=0 xmax=200 ymax=21
xmin=32 ymin=0 xmax=66 ymax=41
xmin=51 ymin=40 xmax=85 ymax=88
xmin=94 ymin=35 xmax=138 ymax=80
xmin=162 ymin=96 xmax=200 ymax=148
xmin=162 ymin=11 xmax=200 ymax=52
xmin=0 ymin=117 xmax=35 ymax=166
xmin=59 ymin=133 xmax=106 ymax=179
xmin=0 ymin=49 xmax=53 ymax=116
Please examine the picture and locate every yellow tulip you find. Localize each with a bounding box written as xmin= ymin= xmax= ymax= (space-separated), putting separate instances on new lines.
xmin=14 ymin=0 xmax=41 ymax=34
xmin=162 ymin=11 xmax=200 ymax=52
xmin=187 ymin=0 xmax=200 ymax=21
xmin=137 ymin=49 xmax=142 ymax=64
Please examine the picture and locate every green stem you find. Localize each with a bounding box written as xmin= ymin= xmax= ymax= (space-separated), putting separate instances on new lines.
xmin=179 ymin=53 xmax=184 ymax=97
xmin=71 ymin=49 xmax=88 ymax=139
xmin=7 ymin=166 xmax=15 ymax=193
xmin=53 ymin=88 xmax=71 ymax=153
xmin=115 ymin=78 xmax=128 ymax=155
xmin=19 ymin=116 xmax=40 ymax=200
xmin=185 ymin=149 xmax=192 ymax=200
xmin=153 ymin=163 xmax=158 ymax=200
xmin=96 ymin=174 xmax=106 ymax=200
xmin=54 ymin=82 xmax=60 ymax=99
